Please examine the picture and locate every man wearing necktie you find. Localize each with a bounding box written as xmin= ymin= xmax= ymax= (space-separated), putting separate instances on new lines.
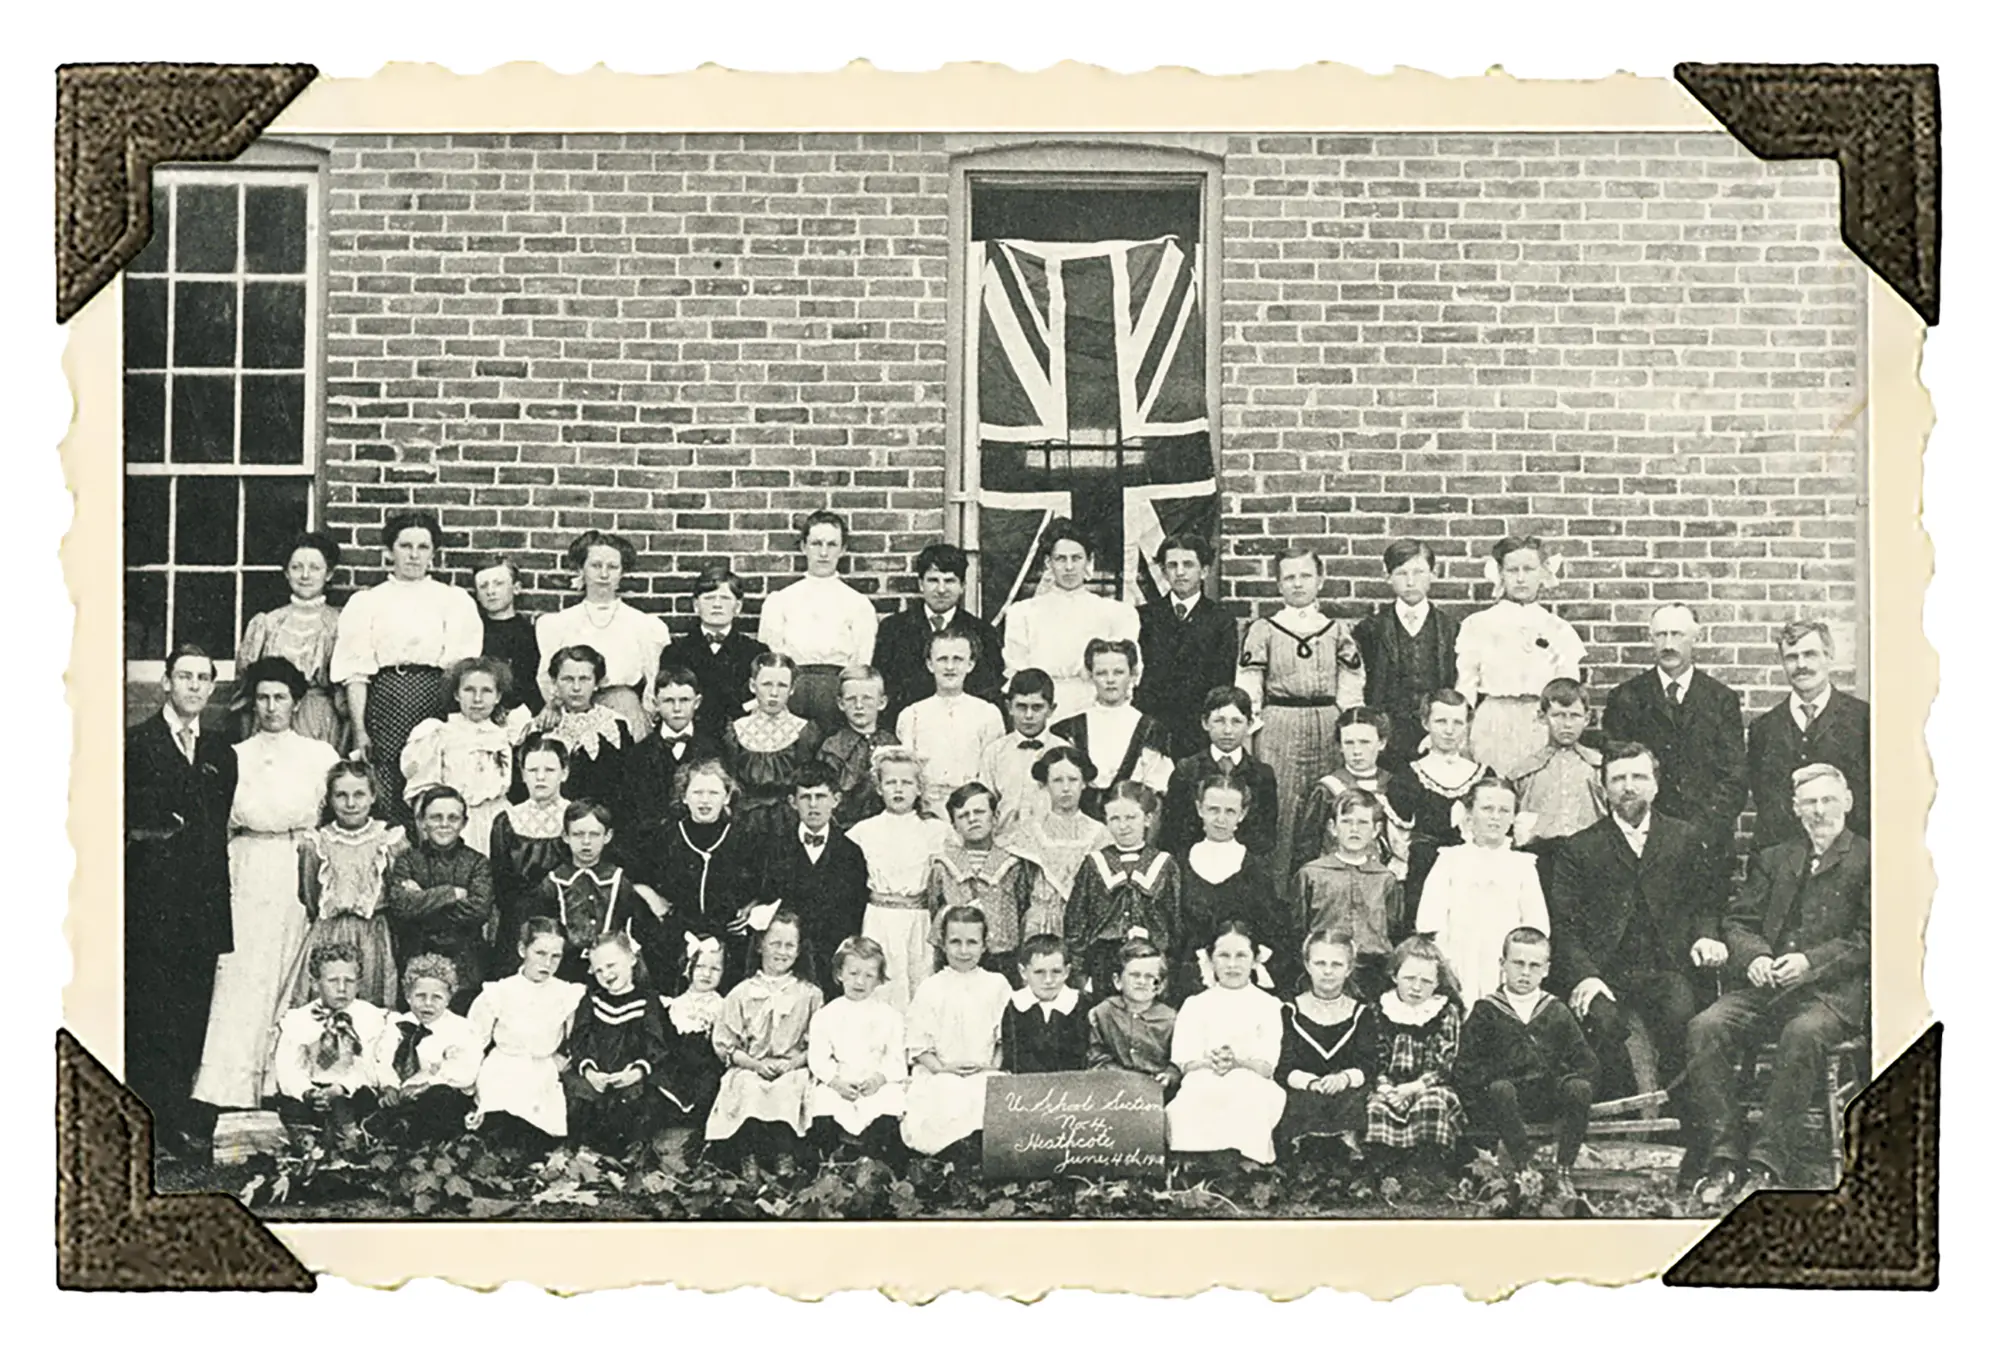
xmin=1745 ymin=621 xmax=1870 ymax=849
xmin=1688 ymin=764 xmax=1869 ymax=1206
xmin=124 ymin=644 xmax=238 ymax=1154
xmin=1135 ymin=534 xmax=1240 ymax=759
xmin=1604 ymin=605 xmax=1748 ymax=916
xmin=872 ymin=544 xmax=1005 ymax=731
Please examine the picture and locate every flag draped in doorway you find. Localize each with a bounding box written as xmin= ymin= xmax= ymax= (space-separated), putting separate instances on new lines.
xmin=973 ymin=235 xmax=1216 ymax=623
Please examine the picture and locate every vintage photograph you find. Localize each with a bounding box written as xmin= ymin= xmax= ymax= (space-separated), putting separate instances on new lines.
xmin=113 ymin=114 xmax=1878 ymax=1229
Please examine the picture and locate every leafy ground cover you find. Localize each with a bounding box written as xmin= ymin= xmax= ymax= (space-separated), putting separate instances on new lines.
xmin=156 ymin=1126 xmax=1699 ymax=1222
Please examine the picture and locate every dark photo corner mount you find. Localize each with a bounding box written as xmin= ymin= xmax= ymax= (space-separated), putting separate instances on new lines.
xmin=55 ymin=60 xmax=1940 ymax=1291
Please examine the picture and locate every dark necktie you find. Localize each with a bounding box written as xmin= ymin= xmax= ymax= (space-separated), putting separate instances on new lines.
xmin=175 ymin=724 xmax=196 ymax=763
xmin=930 ymin=615 xmax=950 ymax=633
xmin=803 ymin=832 xmax=826 ymax=851
xmin=1175 ymin=600 xmax=1190 ymax=622
xmin=1018 ymin=738 xmax=1045 ymax=751
xmin=392 ymin=1020 xmax=431 ymax=1081
xmin=706 ymin=633 xmax=726 ymax=652
xmin=313 ymin=1006 xmax=361 ymax=1070
xmin=1216 ymin=754 xmax=1236 ymax=774
xmin=1668 ymin=679 xmax=1683 ymax=705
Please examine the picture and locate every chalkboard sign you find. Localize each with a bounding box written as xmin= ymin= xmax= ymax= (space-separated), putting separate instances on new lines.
xmin=982 ymin=1070 xmax=1169 ymax=1181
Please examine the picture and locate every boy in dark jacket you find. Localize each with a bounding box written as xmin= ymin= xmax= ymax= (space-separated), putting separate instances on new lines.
xmin=1001 ymin=936 xmax=1091 ymax=1073
xmin=1456 ymin=927 xmax=1598 ymax=1194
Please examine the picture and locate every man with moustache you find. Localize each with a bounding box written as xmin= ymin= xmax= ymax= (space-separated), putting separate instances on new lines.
xmin=1746 ymin=621 xmax=1869 ymax=849
xmin=1549 ymin=743 xmax=1729 ymax=1106
xmin=1603 ymin=605 xmax=1748 ymax=910
xmin=1688 ymin=765 xmax=1869 ymax=1206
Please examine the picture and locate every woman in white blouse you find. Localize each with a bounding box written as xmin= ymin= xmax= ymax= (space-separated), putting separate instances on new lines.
xmin=1455 ymin=535 xmax=1586 ymax=779
xmin=330 ymin=510 xmax=484 ymax=821
xmin=534 ymin=530 xmax=671 ymax=731
xmin=757 ymin=510 xmax=879 ymax=735
xmin=1000 ymin=518 xmax=1142 ymax=724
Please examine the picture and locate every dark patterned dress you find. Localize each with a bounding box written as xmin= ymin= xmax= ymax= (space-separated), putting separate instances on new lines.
xmin=487 ymin=798 xmax=570 ymax=973
xmin=1387 ymin=753 xmax=1488 ymax=911
xmin=724 ymin=710 xmax=822 ymax=845
xmin=1363 ymin=993 xmax=1466 ymax=1152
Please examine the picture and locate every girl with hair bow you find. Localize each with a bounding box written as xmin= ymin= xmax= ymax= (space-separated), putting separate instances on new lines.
xmin=657 ymin=933 xmax=729 ymax=1127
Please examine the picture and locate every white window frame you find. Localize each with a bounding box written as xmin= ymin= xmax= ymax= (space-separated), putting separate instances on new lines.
xmin=123 ymin=143 xmax=329 ymax=685
xmin=944 ymin=138 xmax=1226 ymax=615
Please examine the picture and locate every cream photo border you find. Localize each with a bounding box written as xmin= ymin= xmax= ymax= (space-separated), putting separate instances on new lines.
xmin=59 ymin=61 xmax=1935 ymax=1299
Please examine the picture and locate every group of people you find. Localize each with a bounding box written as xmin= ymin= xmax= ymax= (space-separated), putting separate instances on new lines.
xmin=124 ymin=509 xmax=1871 ymax=1212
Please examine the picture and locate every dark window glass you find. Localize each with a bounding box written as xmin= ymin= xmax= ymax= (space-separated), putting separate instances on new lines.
xmin=241 ymin=375 xmax=306 ymax=466
xmin=124 ymin=278 xmax=167 ymax=370
xmin=172 ymin=280 xmax=238 ymax=369
xmin=242 ymin=479 xmax=310 ymax=566
xmin=242 ymin=570 xmax=291 ymax=622
xmin=174 ymin=183 xmax=239 ymax=274
xmin=124 ymin=476 xmax=169 ymax=566
xmin=241 ymin=374 xmax=306 ymax=465
xmin=124 ymin=374 xmax=165 ymax=464
xmin=174 ymin=477 xmax=238 ymax=565
xmin=971 ymin=184 xmax=1203 ymax=243
xmin=244 ymin=185 xmax=308 ymax=274
xmin=125 ymin=572 xmax=168 ymax=662
xmin=172 ymin=572 xmax=238 ymax=658
xmin=242 ymin=282 xmax=306 ymax=369
xmin=129 ymin=186 xmax=171 ymax=275
xmin=170 ymin=374 xmax=236 ymax=463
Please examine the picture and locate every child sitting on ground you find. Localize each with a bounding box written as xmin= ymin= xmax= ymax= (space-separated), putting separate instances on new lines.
xmin=1273 ymin=929 xmax=1379 ymax=1167
xmin=1455 ymin=926 xmax=1597 ymax=1199
xmin=658 ymin=934 xmax=728 ymax=1127
xmin=369 ymin=953 xmax=481 ymax=1145
xmin=1364 ymin=936 xmax=1466 ymax=1167
xmin=274 ymin=942 xmax=388 ymax=1145
xmin=467 ymin=917 xmax=587 ymax=1155
xmin=705 ymin=911 xmax=824 ymax=1182
xmin=805 ymin=935 xmax=908 ymax=1164
xmin=900 ymin=907 xmax=1013 ymax=1162
xmin=1001 ymin=934 xmax=1089 ymax=1073
xmin=1086 ymin=939 xmax=1180 ymax=1089
xmin=562 ymin=932 xmax=671 ymax=1153
xmin=1165 ymin=920 xmax=1287 ymax=1169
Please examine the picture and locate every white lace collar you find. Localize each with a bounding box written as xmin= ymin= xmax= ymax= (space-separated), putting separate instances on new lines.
xmin=1378 ymin=991 xmax=1448 ymax=1027
xmin=1010 ymin=986 xmax=1081 ymax=1016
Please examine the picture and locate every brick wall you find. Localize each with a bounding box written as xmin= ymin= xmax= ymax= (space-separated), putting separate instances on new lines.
xmin=305 ymin=131 xmax=1863 ymax=721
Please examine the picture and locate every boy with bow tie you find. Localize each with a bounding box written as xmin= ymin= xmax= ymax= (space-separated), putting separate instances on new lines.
xmin=369 ymin=953 xmax=482 ymax=1144
xmin=1162 ymin=685 xmax=1281 ymax=859
xmin=753 ymin=763 xmax=870 ymax=989
xmin=977 ymin=668 xmax=1073 ymax=840
xmin=658 ymin=565 xmax=763 ymax=736
xmin=274 ymin=943 xmax=389 ymax=1145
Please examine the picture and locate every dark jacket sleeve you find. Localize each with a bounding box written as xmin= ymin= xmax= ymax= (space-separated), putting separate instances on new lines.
xmin=1802 ymin=856 xmax=1871 ymax=990
xmin=1549 ymin=1003 xmax=1599 ymax=1090
xmin=1452 ymin=1001 xmax=1500 ymax=1091
xmin=1000 ymin=1006 xmax=1024 ymax=1073
xmin=1162 ymin=761 xmax=1197 ymax=855
xmin=1548 ymin=835 xmax=1605 ymax=986
xmin=1722 ymin=848 xmax=1782 ymax=979
xmin=1705 ymin=684 xmax=1749 ymax=836
xmin=1244 ymin=761 xmax=1279 ymax=857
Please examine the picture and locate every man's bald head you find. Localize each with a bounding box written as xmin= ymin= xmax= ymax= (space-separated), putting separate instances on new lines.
xmin=1649 ymin=604 xmax=1700 ymax=676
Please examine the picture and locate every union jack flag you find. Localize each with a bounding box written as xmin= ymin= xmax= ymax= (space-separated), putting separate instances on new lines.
xmin=973 ymin=235 xmax=1216 ymax=621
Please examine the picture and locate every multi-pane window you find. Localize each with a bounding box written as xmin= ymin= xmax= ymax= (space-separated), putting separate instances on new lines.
xmin=123 ymin=166 xmax=321 ymax=675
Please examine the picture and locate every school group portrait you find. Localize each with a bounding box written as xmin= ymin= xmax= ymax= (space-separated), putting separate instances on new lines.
xmin=118 ymin=128 xmax=1875 ymax=1218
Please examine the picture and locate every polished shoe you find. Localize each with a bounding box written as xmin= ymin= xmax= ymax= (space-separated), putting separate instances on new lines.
xmin=1692 ymin=1164 xmax=1741 ymax=1211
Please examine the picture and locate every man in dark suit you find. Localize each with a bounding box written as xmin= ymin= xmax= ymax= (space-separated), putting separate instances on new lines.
xmin=1134 ymin=533 xmax=1240 ymax=758
xmin=658 ymin=565 xmax=764 ymax=736
xmin=1603 ymin=604 xmax=1748 ymax=908
xmin=873 ymin=543 xmax=1005 ymax=729
xmin=753 ymin=762 xmax=870 ymax=988
xmin=1746 ymin=620 xmax=1869 ymax=849
xmin=1549 ymin=742 xmax=1729 ymax=1105
xmin=1688 ymin=764 xmax=1869 ymax=1205
xmin=124 ymin=644 xmax=238 ymax=1151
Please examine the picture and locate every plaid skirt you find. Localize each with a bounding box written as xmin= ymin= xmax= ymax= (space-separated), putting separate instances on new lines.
xmin=365 ymin=666 xmax=450 ymax=823
xmin=1364 ymin=1084 xmax=1466 ymax=1150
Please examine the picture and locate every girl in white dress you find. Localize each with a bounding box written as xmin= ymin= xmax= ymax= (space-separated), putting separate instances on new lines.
xmin=534 ymin=530 xmax=671 ymax=731
xmin=806 ymin=935 xmax=909 ymax=1162
xmin=1414 ymin=776 xmax=1549 ymax=1007
xmin=705 ymin=912 xmax=825 ymax=1180
xmin=193 ymin=658 xmax=341 ymax=1111
xmin=467 ymin=917 xmax=587 ymax=1152
xmin=1166 ymin=920 xmax=1287 ymax=1167
xmin=1456 ymin=535 xmax=1586 ymax=779
xmin=848 ymin=747 xmax=952 ymax=1010
xmin=401 ymin=656 xmax=524 ymax=857
xmin=1001 ymin=517 xmax=1143 ymax=724
xmin=900 ymin=907 xmax=1013 ymax=1159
